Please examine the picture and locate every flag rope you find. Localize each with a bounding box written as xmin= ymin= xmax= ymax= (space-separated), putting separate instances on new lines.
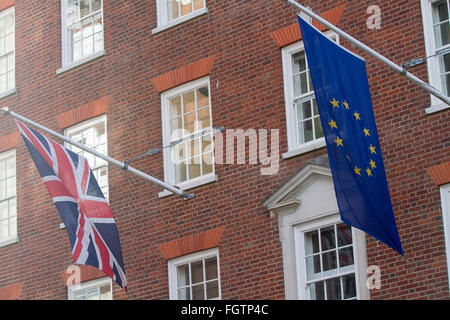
xmin=1 ymin=107 xmax=194 ymax=200
xmin=283 ymin=0 xmax=450 ymax=106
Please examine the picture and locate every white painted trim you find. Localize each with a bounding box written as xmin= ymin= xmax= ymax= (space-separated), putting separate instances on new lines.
xmin=282 ymin=138 xmax=326 ymax=159
xmin=168 ymin=247 xmax=221 ymax=300
xmin=56 ymin=50 xmax=106 ymax=75
xmin=160 ymin=76 xmax=215 ymax=188
xmin=0 ymin=236 xmax=18 ymax=248
xmin=0 ymin=88 xmax=17 ymax=100
xmin=281 ymin=32 xmax=338 ymax=154
xmin=420 ymin=0 xmax=450 ymax=111
xmin=0 ymin=148 xmax=15 ymax=161
xmin=440 ymin=183 xmax=450 ymax=289
xmin=158 ymin=173 xmax=217 ymax=198
xmin=152 ymin=7 xmax=208 ymax=35
xmin=67 ymin=277 xmax=112 ymax=300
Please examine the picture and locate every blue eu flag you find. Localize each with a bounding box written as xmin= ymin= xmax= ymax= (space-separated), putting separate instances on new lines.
xmin=298 ymin=16 xmax=403 ymax=255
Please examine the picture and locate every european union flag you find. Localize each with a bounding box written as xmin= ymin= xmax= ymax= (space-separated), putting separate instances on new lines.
xmin=298 ymin=16 xmax=403 ymax=255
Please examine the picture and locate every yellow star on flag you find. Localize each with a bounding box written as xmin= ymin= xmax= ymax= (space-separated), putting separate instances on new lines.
xmin=330 ymin=98 xmax=340 ymax=108
xmin=354 ymin=166 xmax=362 ymax=176
xmin=343 ymin=101 xmax=350 ymax=110
xmin=329 ymin=119 xmax=338 ymax=129
xmin=369 ymin=144 xmax=377 ymax=154
xmin=366 ymin=168 xmax=373 ymax=177
xmin=353 ymin=111 xmax=361 ymax=120
xmin=334 ymin=136 xmax=344 ymax=147
xmin=363 ymin=128 xmax=371 ymax=136
xmin=369 ymin=159 xmax=376 ymax=169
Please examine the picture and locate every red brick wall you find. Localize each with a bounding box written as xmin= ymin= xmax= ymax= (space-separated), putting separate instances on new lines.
xmin=0 ymin=0 xmax=448 ymax=300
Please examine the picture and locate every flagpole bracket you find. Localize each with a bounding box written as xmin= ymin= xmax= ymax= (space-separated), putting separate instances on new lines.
xmin=1 ymin=107 xmax=10 ymax=115
xmin=122 ymin=160 xmax=129 ymax=171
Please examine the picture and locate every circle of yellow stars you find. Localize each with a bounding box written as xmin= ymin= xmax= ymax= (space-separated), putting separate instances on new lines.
xmin=328 ymin=98 xmax=377 ymax=178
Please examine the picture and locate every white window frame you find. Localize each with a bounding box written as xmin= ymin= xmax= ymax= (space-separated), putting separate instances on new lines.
xmin=0 ymin=148 xmax=18 ymax=248
xmin=168 ymin=247 xmax=221 ymax=300
xmin=440 ymin=183 xmax=450 ymax=289
xmin=67 ymin=277 xmax=112 ymax=300
xmin=64 ymin=114 xmax=108 ymax=200
xmin=294 ymin=214 xmax=365 ymax=300
xmin=281 ymin=31 xmax=339 ymax=159
xmin=159 ymin=76 xmax=217 ymax=198
xmin=421 ymin=0 xmax=450 ymax=114
xmin=0 ymin=6 xmax=15 ymax=99
xmin=152 ymin=0 xmax=208 ymax=35
xmin=58 ymin=0 xmax=106 ymax=75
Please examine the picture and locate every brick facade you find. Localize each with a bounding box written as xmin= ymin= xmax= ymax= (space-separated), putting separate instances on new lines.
xmin=0 ymin=0 xmax=449 ymax=300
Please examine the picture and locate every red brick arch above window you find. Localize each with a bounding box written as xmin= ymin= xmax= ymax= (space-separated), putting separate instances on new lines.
xmin=428 ymin=162 xmax=450 ymax=186
xmin=270 ymin=3 xmax=345 ymax=48
xmin=55 ymin=96 xmax=110 ymax=129
xmin=60 ymin=264 xmax=107 ymax=287
xmin=0 ymin=0 xmax=15 ymax=11
xmin=158 ymin=227 xmax=224 ymax=260
xmin=151 ymin=56 xmax=215 ymax=93
xmin=0 ymin=131 xmax=19 ymax=153
xmin=0 ymin=283 xmax=22 ymax=300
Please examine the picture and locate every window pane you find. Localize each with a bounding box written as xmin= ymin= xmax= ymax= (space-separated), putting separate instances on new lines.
xmin=337 ymin=223 xmax=352 ymax=247
xmin=0 ymin=179 xmax=5 ymax=199
xmin=293 ymin=74 xmax=301 ymax=97
xmin=206 ymin=280 xmax=219 ymax=299
xmin=322 ymin=250 xmax=337 ymax=273
xmin=100 ymin=284 xmax=111 ymax=300
xmin=338 ymin=247 xmax=354 ymax=268
xmin=175 ymin=161 xmax=187 ymax=183
xmin=73 ymin=40 xmax=82 ymax=61
xmin=191 ymin=260 xmax=203 ymax=284
xmin=342 ymin=274 xmax=357 ymax=299
xmin=82 ymin=35 xmax=93 ymax=57
xmin=168 ymin=0 xmax=180 ymax=21
xmin=292 ymin=52 xmax=306 ymax=74
xmin=205 ymin=257 xmax=218 ymax=280
xmin=188 ymin=156 xmax=201 ymax=179
xmin=0 ymin=200 xmax=7 ymax=219
xmin=7 ymin=72 xmax=14 ymax=91
xmin=202 ymin=152 xmax=213 ymax=175
xmin=80 ymin=0 xmax=91 ymax=18
xmin=192 ymin=284 xmax=204 ymax=300
xmin=180 ymin=0 xmax=193 ymax=16
xmin=0 ymin=219 xmax=8 ymax=239
xmin=183 ymin=91 xmax=195 ymax=113
xmin=94 ymin=31 xmax=103 ymax=52
xmin=198 ymin=107 xmax=210 ymax=130
xmin=170 ymin=96 xmax=182 ymax=118
xmin=178 ymin=287 xmax=190 ymax=300
xmin=7 ymin=54 xmax=14 ymax=72
xmin=320 ymin=226 xmax=336 ymax=251
xmin=92 ymin=0 xmax=102 ymax=12
xmin=434 ymin=23 xmax=450 ymax=48
xmin=193 ymin=0 xmax=204 ymax=11
xmin=196 ymin=86 xmax=209 ymax=108
xmin=325 ymin=277 xmax=342 ymax=300
xmin=300 ymin=119 xmax=313 ymax=143
xmin=299 ymin=100 xmax=312 ymax=121
xmin=0 ymin=160 xmax=4 ymax=179
xmin=0 ymin=57 xmax=6 ymax=75
xmin=5 ymin=32 xmax=14 ymax=53
xmin=0 ymin=74 xmax=6 ymax=93
xmin=177 ymin=264 xmax=190 ymax=287
xmin=86 ymin=287 xmax=99 ymax=300
xmin=314 ymin=117 xmax=324 ymax=139
xmin=309 ymin=281 xmax=325 ymax=300
xmin=184 ymin=112 xmax=196 ymax=134
xmin=304 ymin=230 xmax=320 ymax=255
xmin=6 ymin=177 xmax=15 ymax=198
xmin=9 ymin=216 xmax=16 ymax=237
xmin=75 ymin=290 xmax=86 ymax=300
xmin=6 ymin=157 xmax=14 ymax=177
xmin=9 ymin=197 xmax=16 ymax=218
xmin=306 ymin=255 xmax=321 ymax=281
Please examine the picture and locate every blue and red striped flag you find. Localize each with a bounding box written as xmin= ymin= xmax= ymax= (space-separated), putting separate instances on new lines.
xmin=16 ymin=120 xmax=128 ymax=290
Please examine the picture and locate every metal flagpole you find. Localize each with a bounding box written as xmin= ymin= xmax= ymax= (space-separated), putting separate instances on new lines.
xmin=1 ymin=107 xmax=194 ymax=200
xmin=284 ymin=0 xmax=450 ymax=106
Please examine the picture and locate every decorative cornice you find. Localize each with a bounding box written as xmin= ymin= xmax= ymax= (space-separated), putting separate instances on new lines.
xmin=158 ymin=227 xmax=224 ymax=260
xmin=270 ymin=4 xmax=345 ymax=48
xmin=55 ymin=96 xmax=110 ymax=129
xmin=151 ymin=56 xmax=215 ymax=93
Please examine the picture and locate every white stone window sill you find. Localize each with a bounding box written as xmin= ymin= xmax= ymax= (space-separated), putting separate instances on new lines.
xmin=425 ymin=102 xmax=449 ymax=114
xmin=0 ymin=236 xmax=19 ymax=248
xmin=282 ymin=138 xmax=326 ymax=159
xmin=152 ymin=8 xmax=208 ymax=35
xmin=56 ymin=50 xmax=106 ymax=75
xmin=158 ymin=174 xmax=217 ymax=198
xmin=0 ymin=88 xmax=16 ymax=100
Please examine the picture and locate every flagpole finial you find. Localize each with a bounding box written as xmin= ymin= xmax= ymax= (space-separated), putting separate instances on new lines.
xmin=1 ymin=107 xmax=10 ymax=114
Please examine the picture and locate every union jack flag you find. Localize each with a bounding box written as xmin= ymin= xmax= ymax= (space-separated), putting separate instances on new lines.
xmin=16 ymin=120 xmax=127 ymax=291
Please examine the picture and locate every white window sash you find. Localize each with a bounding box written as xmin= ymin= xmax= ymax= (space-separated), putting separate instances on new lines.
xmin=67 ymin=277 xmax=112 ymax=300
xmin=168 ymin=247 xmax=221 ymax=300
